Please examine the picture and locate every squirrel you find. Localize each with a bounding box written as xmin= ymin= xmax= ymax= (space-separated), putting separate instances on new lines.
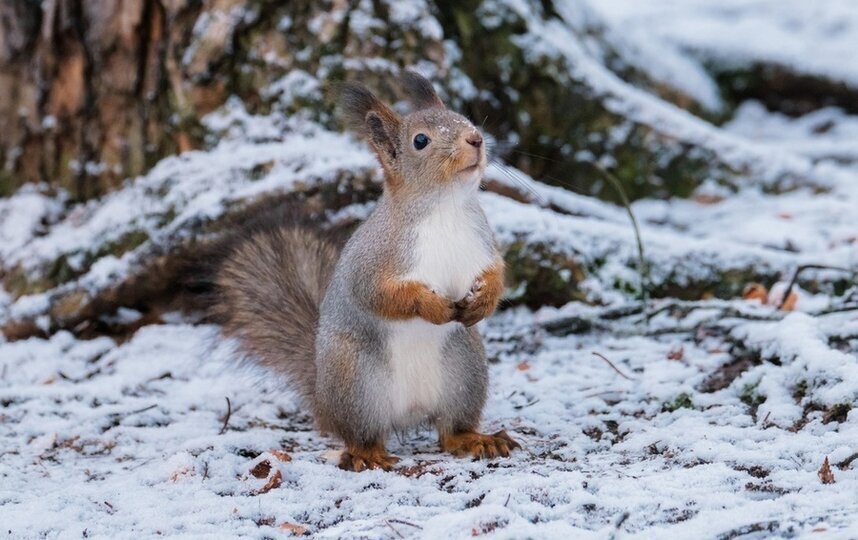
xmin=215 ymin=70 xmax=519 ymax=472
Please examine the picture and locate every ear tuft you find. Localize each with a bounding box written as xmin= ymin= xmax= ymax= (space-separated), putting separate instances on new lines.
xmin=400 ymin=70 xmax=445 ymax=110
xmin=337 ymin=82 xmax=382 ymax=136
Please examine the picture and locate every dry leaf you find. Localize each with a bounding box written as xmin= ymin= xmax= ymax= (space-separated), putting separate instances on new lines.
xmin=693 ymin=193 xmax=724 ymax=205
xmin=818 ymin=456 xmax=835 ymax=484
xmin=255 ymin=469 xmax=282 ymax=494
xmin=516 ymin=361 xmax=530 ymax=371
xmin=247 ymin=455 xmax=284 ymax=494
xmin=280 ymin=522 xmax=308 ymax=535
xmin=270 ymin=449 xmax=292 ymax=462
xmin=250 ymin=460 xmax=272 ymax=479
xmin=667 ymin=346 xmax=685 ymax=361
xmin=743 ymin=283 xmax=768 ymax=304
xmin=170 ymin=466 xmax=193 ymax=482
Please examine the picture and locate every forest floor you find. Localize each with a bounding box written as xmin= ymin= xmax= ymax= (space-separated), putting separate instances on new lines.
xmin=2 ymin=103 xmax=857 ymax=540
xmin=2 ymin=1 xmax=858 ymax=539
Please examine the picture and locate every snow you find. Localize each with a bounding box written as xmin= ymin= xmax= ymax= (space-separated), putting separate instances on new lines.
xmin=2 ymin=1 xmax=858 ymax=538
xmin=592 ymin=0 xmax=858 ymax=88
xmin=1 ymin=312 xmax=856 ymax=537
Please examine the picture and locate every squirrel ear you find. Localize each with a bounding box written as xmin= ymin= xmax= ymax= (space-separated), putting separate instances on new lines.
xmin=365 ymin=110 xmax=399 ymax=167
xmin=337 ymin=82 xmax=401 ymax=136
xmin=400 ymin=70 xmax=445 ymax=110
xmin=337 ymin=82 xmax=402 ymax=171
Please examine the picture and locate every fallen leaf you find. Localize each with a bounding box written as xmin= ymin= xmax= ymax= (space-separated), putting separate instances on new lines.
xmin=516 ymin=361 xmax=530 ymax=371
xmin=743 ymin=283 xmax=768 ymax=304
xmin=270 ymin=449 xmax=292 ymax=462
xmin=667 ymin=346 xmax=685 ymax=361
xmin=170 ymin=466 xmax=193 ymax=482
xmin=256 ymin=516 xmax=276 ymax=527
xmin=255 ymin=469 xmax=282 ymax=494
xmin=280 ymin=522 xmax=308 ymax=535
xmin=693 ymin=193 xmax=724 ymax=205
xmin=250 ymin=460 xmax=272 ymax=479
xmin=818 ymin=456 xmax=835 ymax=484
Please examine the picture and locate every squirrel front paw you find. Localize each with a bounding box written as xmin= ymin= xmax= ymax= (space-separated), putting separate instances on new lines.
xmin=416 ymin=288 xmax=457 ymax=325
xmin=455 ymin=277 xmax=497 ymax=327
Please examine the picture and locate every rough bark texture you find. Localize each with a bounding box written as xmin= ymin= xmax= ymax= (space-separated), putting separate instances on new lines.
xmin=0 ymin=0 xmax=724 ymax=201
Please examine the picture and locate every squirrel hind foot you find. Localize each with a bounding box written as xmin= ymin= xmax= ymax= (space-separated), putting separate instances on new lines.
xmin=338 ymin=444 xmax=400 ymax=472
xmin=439 ymin=430 xmax=521 ymax=459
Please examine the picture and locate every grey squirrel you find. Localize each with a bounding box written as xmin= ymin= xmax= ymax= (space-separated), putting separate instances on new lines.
xmin=215 ymin=71 xmax=519 ymax=472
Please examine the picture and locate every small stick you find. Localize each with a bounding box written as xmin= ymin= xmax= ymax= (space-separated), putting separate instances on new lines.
xmin=780 ymin=264 xmax=854 ymax=309
xmin=129 ymin=404 xmax=157 ymax=415
xmin=388 ymin=519 xmax=422 ymax=530
xmin=384 ymin=520 xmax=404 ymax=539
xmin=592 ymin=352 xmax=635 ymax=381
xmin=219 ymin=397 xmax=232 ymax=435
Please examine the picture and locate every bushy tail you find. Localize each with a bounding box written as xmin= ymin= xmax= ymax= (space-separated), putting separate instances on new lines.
xmin=214 ymin=226 xmax=341 ymax=404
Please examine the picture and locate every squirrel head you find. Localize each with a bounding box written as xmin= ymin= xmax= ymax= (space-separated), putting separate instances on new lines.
xmin=339 ymin=71 xmax=486 ymax=198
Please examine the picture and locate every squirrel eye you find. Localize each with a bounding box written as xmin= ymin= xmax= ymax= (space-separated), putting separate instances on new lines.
xmin=413 ymin=133 xmax=430 ymax=150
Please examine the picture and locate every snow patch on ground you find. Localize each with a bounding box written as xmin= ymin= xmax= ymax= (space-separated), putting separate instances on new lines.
xmin=1 ymin=314 xmax=856 ymax=538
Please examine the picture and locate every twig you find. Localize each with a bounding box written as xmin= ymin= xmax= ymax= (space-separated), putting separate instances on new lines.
xmin=780 ymin=264 xmax=854 ymax=309
xmin=219 ymin=397 xmax=232 ymax=435
xmin=814 ymin=304 xmax=858 ymax=316
xmin=585 ymin=162 xmax=649 ymax=315
xmin=716 ymin=520 xmax=779 ymax=540
xmin=388 ymin=519 xmax=422 ymax=530
xmin=592 ymin=352 xmax=634 ymax=381
xmin=836 ymin=452 xmax=858 ymax=470
xmin=384 ymin=520 xmax=404 ymax=539
xmin=506 ymin=149 xmax=650 ymax=314
xmin=128 ymin=404 xmax=158 ymax=415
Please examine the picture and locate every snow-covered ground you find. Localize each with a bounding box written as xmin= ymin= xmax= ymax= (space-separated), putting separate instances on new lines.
xmin=2 ymin=1 xmax=858 ymax=538
xmin=1 ymin=109 xmax=856 ymax=538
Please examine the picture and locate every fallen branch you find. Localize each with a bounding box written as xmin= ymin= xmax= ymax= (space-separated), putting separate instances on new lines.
xmin=592 ymin=352 xmax=635 ymax=381
xmin=780 ymin=264 xmax=855 ymax=309
xmin=384 ymin=521 xmax=405 ymax=539
xmin=219 ymin=397 xmax=232 ymax=435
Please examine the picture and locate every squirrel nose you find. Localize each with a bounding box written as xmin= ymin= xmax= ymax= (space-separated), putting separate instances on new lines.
xmin=466 ymin=134 xmax=483 ymax=148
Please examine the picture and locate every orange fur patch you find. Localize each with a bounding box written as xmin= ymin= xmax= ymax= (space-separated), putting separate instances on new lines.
xmin=339 ymin=442 xmax=399 ymax=472
xmin=373 ymin=274 xmax=456 ymax=324
xmin=439 ymin=429 xmax=520 ymax=459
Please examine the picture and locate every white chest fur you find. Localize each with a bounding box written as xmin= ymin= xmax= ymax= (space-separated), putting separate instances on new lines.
xmin=384 ymin=193 xmax=494 ymax=425
xmin=403 ymin=195 xmax=495 ymax=300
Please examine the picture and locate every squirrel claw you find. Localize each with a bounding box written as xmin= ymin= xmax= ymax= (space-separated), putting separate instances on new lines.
xmin=455 ymin=277 xmax=495 ymax=327
xmin=440 ymin=430 xmax=521 ymax=459
xmin=339 ymin=447 xmax=400 ymax=472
